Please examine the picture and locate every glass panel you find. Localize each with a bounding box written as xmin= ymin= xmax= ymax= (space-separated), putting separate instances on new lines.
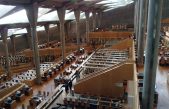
xmin=36 ymin=26 xmax=45 ymax=31
xmin=8 ymin=28 xmax=26 ymax=36
xmin=13 ymin=28 xmax=27 ymax=35
xmin=0 ymin=0 xmax=134 ymax=25
xmin=97 ymin=0 xmax=134 ymax=12
xmin=65 ymin=11 xmax=75 ymax=20
xmin=80 ymin=12 xmax=86 ymax=19
xmin=38 ymin=7 xmax=52 ymax=17
xmin=38 ymin=10 xmax=58 ymax=22
xmin=49 ymin=24 xmax=57 ymax=28
xmin=0 ymin=5 xmax=15 ymax=18
xmin=0 ymin=9 xmax=28 ymax=25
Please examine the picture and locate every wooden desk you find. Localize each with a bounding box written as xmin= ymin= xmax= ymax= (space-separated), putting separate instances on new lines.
xmin=0 ymin=83 xmax=25 ymax=106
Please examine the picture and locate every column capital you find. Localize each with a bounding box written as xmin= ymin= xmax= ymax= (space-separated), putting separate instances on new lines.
xmin=26 ymin=26 xmax=32 ymax=37
xmin=10 ymin=35 xmax=16 ymax=56
xmin=85 ymin=12 xmax=90 ymax=21
xmin=57 ymin=7 xmax=66 ymax=24
xmin=92 ymin=12 xmax=96 ymax=18
xmin=10 ymin=35 xmax=15 ymax=39
xmin=0 ymin=27 xmax=8 ymax=43
xmin=74 ymin=10 xmax=81 ymax=22
xmin=44 ymin=24 xmax=50 ymax=33
xmin=25 ymin=2 xmax=38 ymax=27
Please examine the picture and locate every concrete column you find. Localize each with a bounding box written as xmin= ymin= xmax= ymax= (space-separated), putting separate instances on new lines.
xmin=137 ymin=0 xmax=148 ymax=65
xmin=57 ymin=7 xmax=66 ymax=62
xmin=142 ymin=0 xmax=163 ymax=109
xmin=74 ymin=10 xmax=81 ymax=50
xmin=1 ymin=27 xmax=11 ymax=78
xmin=26 ymin=27 xmax=32 ymax=49
xmin=25 ymin=3 xmax=41 ymax=85
xmin=56 ymin=23 xmax=60 ymax=41
xmin=57 ymin=23 xmax=60 ymax=32
xmin=64 ymin=22 xmax=69 ymax=42
xmin=44 ymin=24 xmax=50 ymax=47
xmin=144 ymin=1 xmax=149 ymax=33
xmin=134 ymin=0 xmax=138 ymax=34
xmin=85 ymin=12 xmax=90 ymax=43
xmin=136 ymin=0 xmax=141 ymax=46
xmin=10 ymin=35 xmax=16 ymax=56
xmin=97 ymin=12 xmax=102 ymax=28
xmin=92 ymin=12 xmax=96 ymax=31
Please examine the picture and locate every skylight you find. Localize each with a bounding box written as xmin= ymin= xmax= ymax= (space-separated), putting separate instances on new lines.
xmin=97 ymin=0 xmax=134 ymax=12
xmin=0 ymin=5 xmax=15 ymax=18
xmin=0 ymin=0 xmax=135 ymax=37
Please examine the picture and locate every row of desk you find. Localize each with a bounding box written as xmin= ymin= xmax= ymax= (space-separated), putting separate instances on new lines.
xmin=63 ymin=93 xmax=123 ymax=109
xmin=35 ymin=49 xmax=88 ymax=109
xmin=0 ymin=84 xmax=33 ymax=109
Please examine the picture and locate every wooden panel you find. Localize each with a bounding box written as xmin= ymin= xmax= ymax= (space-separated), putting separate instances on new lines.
xmin=10 ymin=64 xmax=32 ymax=74
xmin=74 ymin=63 xmax=134 ymax=98
xmin=111 ymin=38 xmax=133 ymax=50
xmin=0 ymin=83 xmax=25 ymax=104
xmin=0 ymin=66 xmax=4 ymax=76
xmin=89 ymin=31 xmax=132 ymax=39
xmin=22 ymin=46 xmax=78 ymax=57
xmin=161 ymin=18 xmax=169 ymax=24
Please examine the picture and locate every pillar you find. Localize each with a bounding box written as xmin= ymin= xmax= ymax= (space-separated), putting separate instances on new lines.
xmin=97 ymin=12 xmax=102 ymax=28
xmin=92 ymin=12 xmax=96 ymax=31
xmin=137 ymin=0 xmax=148 ymax=65
xmin=134 ymin=0 xmax=138 ymax=35
xmin=25 ymin=3 xmax=41 ymax=85
xmin=56 ymin=23 xmax=60 ymax=41
xmin=143 ymin=1 xmax=149 ymax=33
xmin=64 ymin=22 xmax=69 ymax=42
xmin=26 ymin=27 xmax=32 ymax=49
xmin=0 ymin=27 xmax=11 ymax=78
xmin=85 ymin=12 xmax=90 ymax=43
xmin=142 ymin=0 xmax=163 ymax=109
xmin=57 ymin=7 xmax=66 ymax=62
xmin=57 ymin=23 xmax=60 ymax=32
xmin=136 ymin=0 xmax=141 ymax=46
xmin=44 ymin=24 xmax=50 ymax=47
xmin=10 ymin=35 xmax=16 ymax=56
xmin=74 ymin=10 xmax=81 ymax=50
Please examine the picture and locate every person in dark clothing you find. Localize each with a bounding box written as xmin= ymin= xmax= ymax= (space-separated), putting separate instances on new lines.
xmin=65 ymin=84 xmax=69 ymax=93
xmin=68 ymin=80 xmax=72 ymax=90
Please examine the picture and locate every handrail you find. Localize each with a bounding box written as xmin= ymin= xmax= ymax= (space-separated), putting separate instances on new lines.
xmin=76 ymin=59 xmax=132 ymax=84
xmin=35 ymin=85 xmax=64 ymax=109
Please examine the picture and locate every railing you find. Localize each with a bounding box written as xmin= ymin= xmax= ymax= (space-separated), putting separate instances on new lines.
xmin=35 ymin=85 xmax=64 ymax=109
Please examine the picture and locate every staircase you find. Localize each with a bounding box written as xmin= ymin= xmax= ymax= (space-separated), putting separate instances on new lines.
xmin=74 ymin=60 xmax=135 ymax=97
xmin=78 ymin=60 xmax=127 ymax=84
